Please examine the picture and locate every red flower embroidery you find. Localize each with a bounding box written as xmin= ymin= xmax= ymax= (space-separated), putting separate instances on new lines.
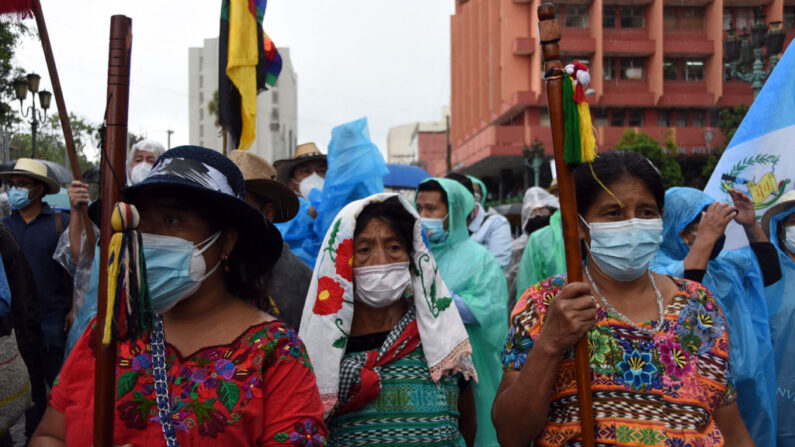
xmin=335 ymin=239 xmax=354 ymax=282
xmin=313 ymin=276 xmax=345 ymax=315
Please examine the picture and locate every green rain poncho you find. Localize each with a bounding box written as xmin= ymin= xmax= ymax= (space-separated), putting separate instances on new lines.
xmin=515 ymin=209 xmax=566 ymax=302
xmin=418 ymin=178 xmax=508 ymax=447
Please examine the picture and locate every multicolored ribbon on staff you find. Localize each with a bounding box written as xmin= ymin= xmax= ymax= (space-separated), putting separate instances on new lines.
xmin=102 ymin=202 xmax=152 ymax=345
xmin=562 ymin=61 xmax=596 ymax=166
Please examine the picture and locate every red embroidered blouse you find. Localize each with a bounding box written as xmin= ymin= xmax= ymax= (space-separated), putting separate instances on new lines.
xmin=50 ymin=319 xmax=328 ymax=446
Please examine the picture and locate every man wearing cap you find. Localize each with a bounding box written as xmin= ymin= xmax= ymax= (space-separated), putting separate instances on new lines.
xmin=0 ymin=158 xmax=71 ymax=387
xmin=228 ymin=150 xmax=312 ymax=330
xmin=273 ymin=143 xmax=327 ymax=266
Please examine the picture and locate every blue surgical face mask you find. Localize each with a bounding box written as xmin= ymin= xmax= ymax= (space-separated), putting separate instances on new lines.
xmin=785 ymin=226 xmax=795 ymax=254
xmin=8 ymin=187 xmax=32 ymax=209
xmin=581 ymin=216 xmax=663 ymax=282
xmin=142 ymin=231 xmax=222 ymax=313
xmin=421 ymin=215 xmax=448 ymax=243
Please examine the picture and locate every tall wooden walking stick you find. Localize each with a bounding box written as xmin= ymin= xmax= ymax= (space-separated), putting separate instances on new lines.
xmin=95 ymin=15 xmax=132 ymax=447
xmin=538 ymin=4 xmax=595 ymax=445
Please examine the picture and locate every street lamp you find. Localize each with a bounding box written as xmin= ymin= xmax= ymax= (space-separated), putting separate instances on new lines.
xmin=13 ymin=72 xmax=52 ymax=159
xmin=724 ymin=9 xmax=786 ymax=98
xmin=523 ymin=140 xmax=545 ymax=188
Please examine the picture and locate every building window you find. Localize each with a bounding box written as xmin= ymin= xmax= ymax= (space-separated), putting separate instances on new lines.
xmin=676 ymin=111 xmax=688 ymax=128
xmin=664 ymin=58 xmax=705 ymax=81
xmin=724 ymin=7 xmax=756 ymax=31
xmin=199 ymin=108 xmax=203 ymax=120
xmin=199 ymin=56 xmax=203 ymax=70
xmin=199 ymin=91 xmax=204 ymax=104
xmin=709 ymin=109 xmax=720 ymax=127
xmin=692 ymin=110 xmax=706 ymax=127
xmin=658 ymin=110 xmax=673 ymax=127
xmin=604 ymin=5 xmax=645 ymax=28
xmin=592 ymin=108 xmax=608 ymax=127
xmin=620 ymin=58 xmax=645 ymax=80
xmin=540 ymin=109 xmax=550 ymax=127
xmin=564 ymin=4 xmax=589 ymax=28
xmin=628 ymin=109 xmax=644 ymax=127
xmin=683 ymin=59 xmax=705 ymax=81
xmin=199 ymin=75 xmax=203 ymax=88
xmin=272 ymin=91 xmax=279 ymax=104
xmin=199 ymin=125 xmax=204 ymax=137
xmin=665 ymin=7 xmax=705 ymax=30
xmin=611 ymin=109 xmax=626 ymax=127
xmin=785 ymin=6 xmax=795 ymax=30
xmin=663 ymin=59 xmax=678 ymax=80
xmin=604 ymin=58 xmax=616 ymax=80
xmin=621 ymin=6 xmax=645 ymax=28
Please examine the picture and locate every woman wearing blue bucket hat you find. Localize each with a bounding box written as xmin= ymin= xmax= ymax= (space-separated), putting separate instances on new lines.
xmin=31 ymin=146 xmax=328 ymax=446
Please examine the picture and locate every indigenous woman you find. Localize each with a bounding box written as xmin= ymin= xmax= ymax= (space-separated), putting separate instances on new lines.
xmin=492 ymin=150 xmax=755 ymax=447
xmin=299 ymin=193 xmax=477 ymax=446
xmin=31 ymin=146 xmax=327 ymax=446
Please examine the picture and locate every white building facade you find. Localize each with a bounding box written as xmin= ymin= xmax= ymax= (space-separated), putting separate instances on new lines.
xmin=188 ymin=38 xmax=297 ymax=163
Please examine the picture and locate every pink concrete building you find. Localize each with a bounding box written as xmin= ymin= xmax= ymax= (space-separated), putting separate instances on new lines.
xmin=438 ymin=0 xmax=795 ymax=198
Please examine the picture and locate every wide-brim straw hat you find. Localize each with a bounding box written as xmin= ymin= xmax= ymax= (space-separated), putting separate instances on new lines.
xmin=0 ymin=158 xmax=60 ymax=194
xmin=273 ymin=142 xmax=326 ymax=184
xmin=761 ymin=190 xmax=795 ymax=238
xmin=228 ymin=150 xmax=299 ymax=223
xmin=90 ymin=145 xmax=283 ymax=271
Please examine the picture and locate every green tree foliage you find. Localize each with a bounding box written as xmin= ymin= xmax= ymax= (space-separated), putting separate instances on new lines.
xmin=613 ymin=129 xmax=684 ymax=188
xmin=10 ymin=113 xmax=97 ymax=173
xmin=700 ymin=105 xmax=749 ymax=180
xmin=0 ymin=20 xmax=30 ymax=128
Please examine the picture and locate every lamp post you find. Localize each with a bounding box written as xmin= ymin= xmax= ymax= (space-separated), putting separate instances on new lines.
xmin=12 ymin=73 xmax=52 ymax=159
xmin=523 ymin=140 xmax=545 ymax=188
xmin=724 ymin=9 xmax=786 ymax=98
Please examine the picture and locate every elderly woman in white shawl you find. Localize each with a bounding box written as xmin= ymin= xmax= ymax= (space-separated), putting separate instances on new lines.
xmin=299 ymin=193 xmax=477 ymax=447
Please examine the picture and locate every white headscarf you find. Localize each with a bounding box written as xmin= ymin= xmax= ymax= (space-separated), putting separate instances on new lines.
xmin=521 ymin=187 xmax=559 ymax=233
xmin=299 ymin=192 xmax=476 ymax=413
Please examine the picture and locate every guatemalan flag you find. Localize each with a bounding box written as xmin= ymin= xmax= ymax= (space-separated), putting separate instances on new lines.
xmin=704 ymin=44 xmax=795 ymax=248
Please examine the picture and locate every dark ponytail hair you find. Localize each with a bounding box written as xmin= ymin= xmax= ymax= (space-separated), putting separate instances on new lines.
xmin=573 ymin=150 xmax=665 ymax=216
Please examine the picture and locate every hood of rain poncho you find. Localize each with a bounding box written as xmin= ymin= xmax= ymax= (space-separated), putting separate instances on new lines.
xmin=299 ymin=192 xmax=476 ymax=415
xmin=651 ymin=186 xmax=777 ymax=447
xmin=467 ymin=175 xmax=488 ymax=208
xmin=418 ymin=177 xmax=507 ymax=447
xmin=310 ymin=117 xmax=387 ymax=258
xmin=521 ymin=187 xmax=560 ymax=233
xmin=764 ymin=202 xmax=795 ymax=446
xmin=418 ymin=178 xmax=474 ymax=249
xmin=126 ymin=139 xmax=166 ymax=177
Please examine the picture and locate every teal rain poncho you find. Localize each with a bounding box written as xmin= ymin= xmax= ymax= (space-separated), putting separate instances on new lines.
xmin=650 ymin=187 xmax=777 ymax=447
xmin=418 ymin=178 xmax=508 ymax=447
xmin=764 ymin=202 xmax=795 ymax=446
xmin=515 ymin=209 xmax=566 ymax=302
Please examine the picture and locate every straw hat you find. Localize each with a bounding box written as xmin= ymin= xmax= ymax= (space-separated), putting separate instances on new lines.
xmin=0 ymin=158 xmax=60 ymax=194
xmin=228 ymin=150 xmax=299 ymax=223
xmin=273 ymin=142 xmax=326 ymax=184
xmin=761 ymin=190 xmax=795 ymax=238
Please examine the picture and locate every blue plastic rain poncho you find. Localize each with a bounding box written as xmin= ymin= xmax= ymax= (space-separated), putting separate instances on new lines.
xmin=764 ymin=201 xmax=795 ymax=446
xmin=651 ymin=187 xmax=777 ymax=447
xmin=275 ymin=117 xmax=387 ymax=268
xmin=418 ymin=178 xmax=508 ymax=447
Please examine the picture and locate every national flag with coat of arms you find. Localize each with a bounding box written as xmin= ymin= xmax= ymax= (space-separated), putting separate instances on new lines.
xmin=219 ymin=0 xmax=282 ymax=150
xmin=704 ymin=43 xmax=795 ymax=248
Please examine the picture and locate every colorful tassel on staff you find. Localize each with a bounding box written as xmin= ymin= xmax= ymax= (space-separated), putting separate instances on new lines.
xmin=563 ymin=60 xmax=596 ymax=166
xmin=102 ymin=202 xmax=152 ymax=345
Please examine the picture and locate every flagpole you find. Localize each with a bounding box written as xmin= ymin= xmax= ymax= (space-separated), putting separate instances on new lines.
xmin=538 ymin=4 xmax=595 ymax=446
xmin=95 ymin=15 xmax=132 ymax=447
xmin=222 ymin=128 xmax=228 ymax=155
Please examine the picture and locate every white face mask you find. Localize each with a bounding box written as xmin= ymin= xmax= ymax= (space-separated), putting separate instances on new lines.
xmin=353 ymin=261 xmax=411 ymax=308
xmin=298 ymin=172 xmax=325 ymax=201
xmin=785 ymin=225 xmax=795 ymax=254
xmin=129 ymin=162 xmax=153 ymax=185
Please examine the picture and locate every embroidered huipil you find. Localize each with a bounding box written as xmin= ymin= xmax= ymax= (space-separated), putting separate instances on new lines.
xmin=503 ymin=275 xmax=735 ymax=447
xmin=50 ymin=319 xmax=328 ymax=446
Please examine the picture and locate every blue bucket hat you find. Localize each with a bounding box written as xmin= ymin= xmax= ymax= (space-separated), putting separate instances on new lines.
xmin=91 ymin=145 xmax=282 ymax=271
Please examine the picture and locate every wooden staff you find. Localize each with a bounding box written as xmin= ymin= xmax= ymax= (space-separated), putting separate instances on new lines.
xmin=95 ymin=15 xmax=132 ymax=447
xmin=31 ymin=0 xmax=96 ymax=256
xmin=537 ymin=4 xmax=595 ymax=446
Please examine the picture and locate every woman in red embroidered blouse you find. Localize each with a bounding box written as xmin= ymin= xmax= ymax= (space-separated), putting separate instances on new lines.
xmin=30 ymin=146 xmax=327 ymax=446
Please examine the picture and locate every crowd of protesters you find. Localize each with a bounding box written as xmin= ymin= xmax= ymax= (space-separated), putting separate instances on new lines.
xmin=0 ymin=117 xmax=790 ymax=447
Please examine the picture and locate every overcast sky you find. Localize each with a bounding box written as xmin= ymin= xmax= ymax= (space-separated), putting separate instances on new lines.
xmin=13 ymin=0 xmax=454 ymax=161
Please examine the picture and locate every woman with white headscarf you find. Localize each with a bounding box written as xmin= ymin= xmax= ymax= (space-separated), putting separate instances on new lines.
xmin=299 ymin=193 xmax=477 ymax=446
